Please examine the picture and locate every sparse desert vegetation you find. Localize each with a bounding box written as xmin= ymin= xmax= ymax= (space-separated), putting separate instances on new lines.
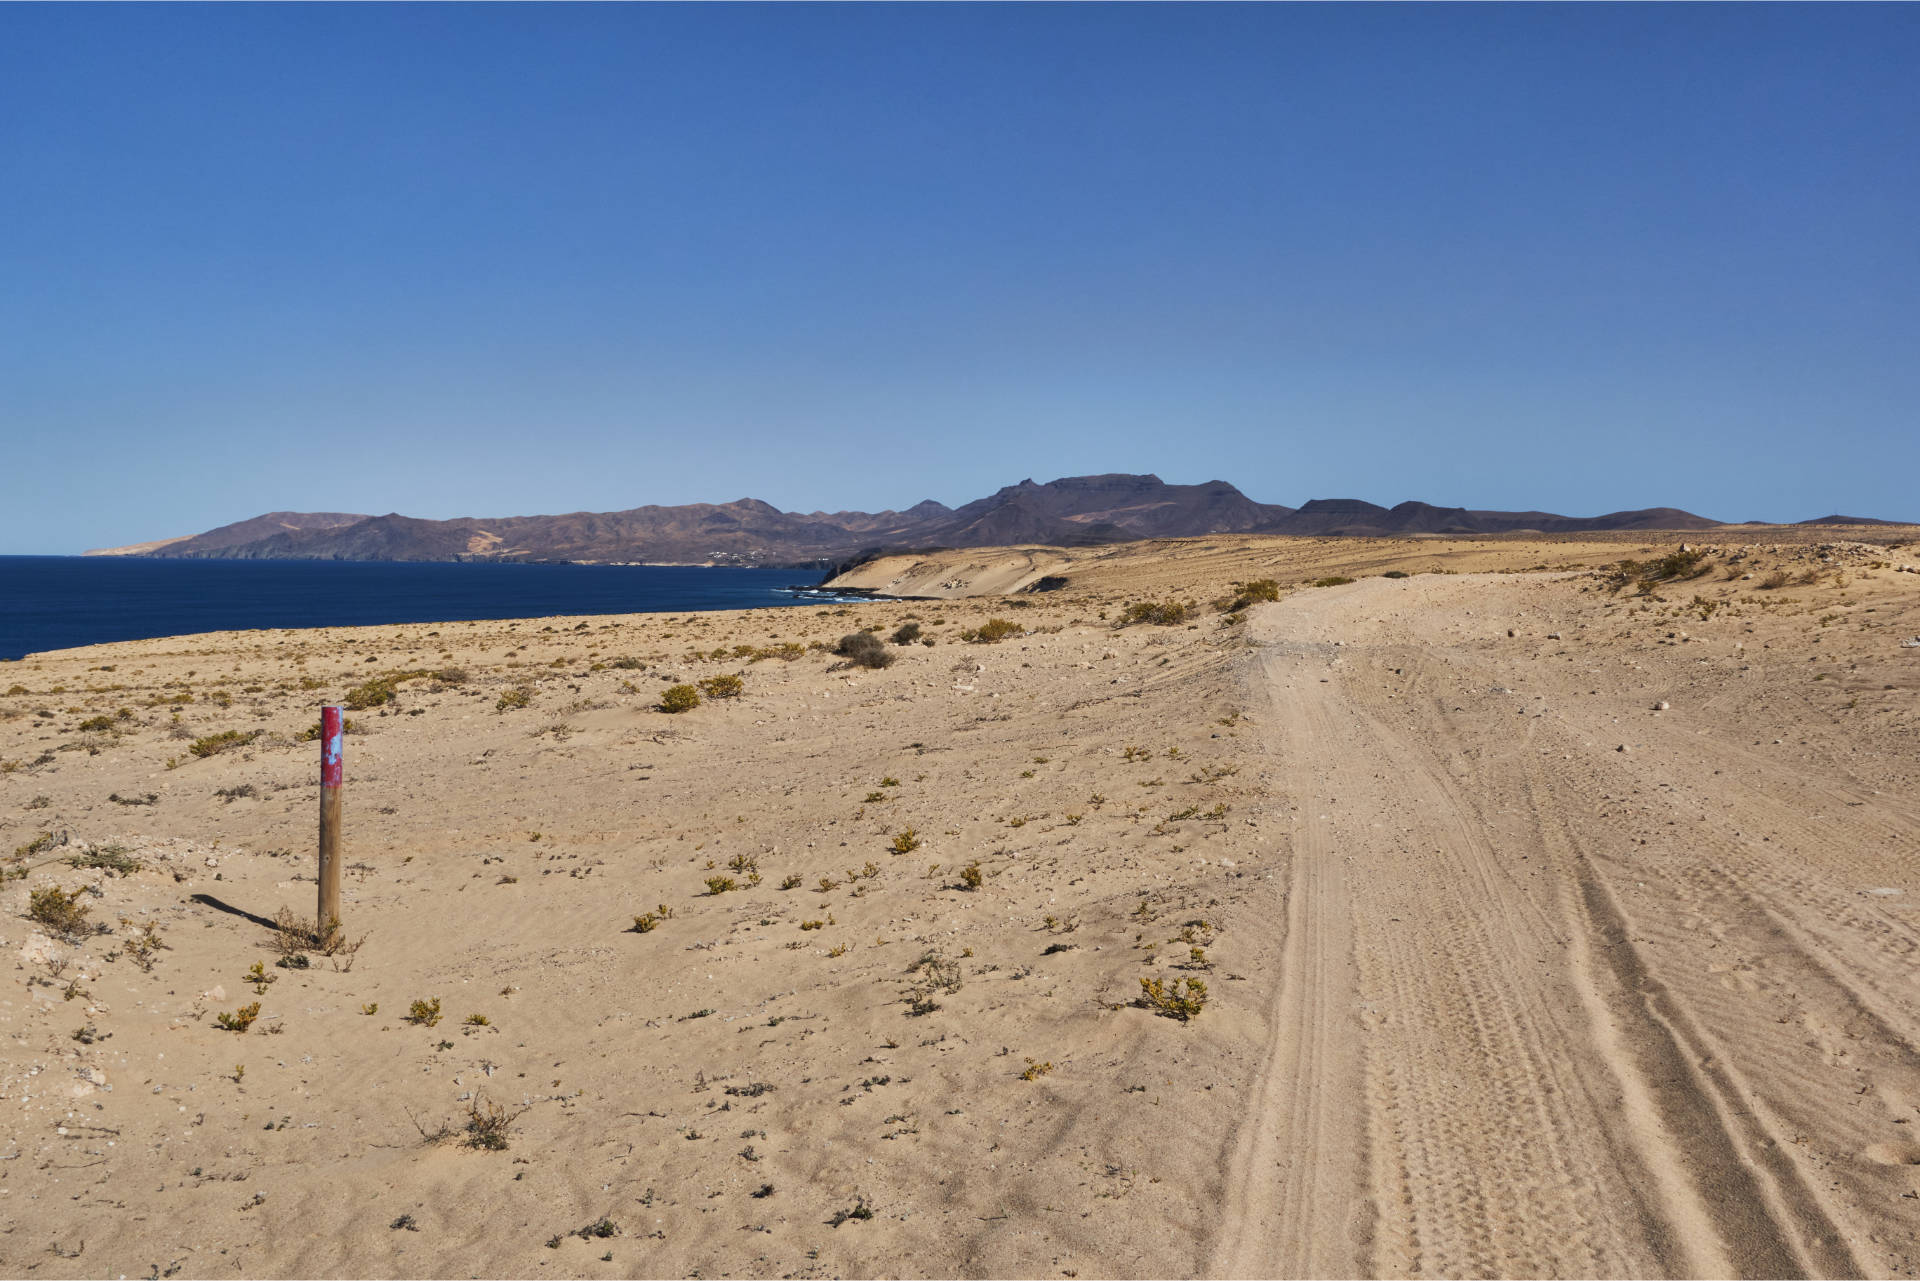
xmin=188 ymin=728 xmax=259 ymax=758
xmin=1 ymin=524 xmax=1916 ymax=1279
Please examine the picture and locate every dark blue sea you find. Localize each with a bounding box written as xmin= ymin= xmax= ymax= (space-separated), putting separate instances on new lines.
xmin=0 ymin=557 xmax=855 ymax=660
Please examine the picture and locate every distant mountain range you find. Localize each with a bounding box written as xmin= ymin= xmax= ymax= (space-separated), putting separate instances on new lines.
xmin=81 ymin=474 xmax=1908 ymax=567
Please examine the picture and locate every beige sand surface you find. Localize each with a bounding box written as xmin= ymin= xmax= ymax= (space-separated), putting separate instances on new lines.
xmin=3 ymin=529 xmax=1918 ymax=1278
xmin=78 ymin=536 xmax=195 ymax=559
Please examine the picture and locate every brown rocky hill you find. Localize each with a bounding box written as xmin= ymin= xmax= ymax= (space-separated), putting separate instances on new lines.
xmin=1797 ymin=514 xmax=1915 ymax=527
xmin=87 ymin=473 xmax=1752 ymax=566
xmin=1263 ymin=499 xmax=1724 ymax=537
xmin=85 ymin=510 xmax=368 ymax=556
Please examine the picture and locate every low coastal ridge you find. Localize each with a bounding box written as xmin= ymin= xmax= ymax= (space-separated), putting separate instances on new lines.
xmin=83 ymin=472 xmax=1910 ymax=568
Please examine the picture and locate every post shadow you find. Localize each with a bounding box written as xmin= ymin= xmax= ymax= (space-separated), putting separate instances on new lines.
xmin=187 ymin=893 xmax=281 ymax=933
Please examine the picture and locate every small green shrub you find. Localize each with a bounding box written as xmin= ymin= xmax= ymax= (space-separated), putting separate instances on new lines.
xmin=189 ymin=729 xmax=259 ymax=758
xmin=28 ymin=885 xmax=92 ymax=938
xmin=697 ymin=674 xmax=743 ymax=700
xmin=959 ymin=862 xmax=983 ymax=890
xmin=1138 ymin=975 xmax=1207 ymax=1020
xmin=890 ymin=622 xmax=922 ymax=645
xmin=1223 ymin=579 xmax=1281 ymax=612
xmin=405 ymin=997 xmax=443 ymax=1027
xmin=828 ymin=1197 xmax=874 ymax=1227
xmin=215 ymin=1002 xmax=262 ymax=1033
xmin=1119 ymin=601 xmax=1193 ymax=626
xmin=1309 ymin=576 xmax=1354 ymax=589
xmin=343 ymin=676 xmax=399 ymax=710
xmin=960 ymin=618 xmax=1022 ymax=644
xmin=67 ymin=845 xmax=141 ymax=876
xmin=495 ymin=686 xmax=533 ymax=713
xmin=1381 ymin=570 xmax=1409 ymax=579
xmin=890 ymin=828 xmax=921 ymax=854
xmin=705 ymin=876 xmax=737 ymax=895
xmin=660 ymin=684 xmax=701 ymax=713
xmin=246 ymin=960 xmax=276 ymax=993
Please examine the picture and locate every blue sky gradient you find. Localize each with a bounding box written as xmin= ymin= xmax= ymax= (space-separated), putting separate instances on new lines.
xmin=3 ymin=4 xmax=1915 ymax=552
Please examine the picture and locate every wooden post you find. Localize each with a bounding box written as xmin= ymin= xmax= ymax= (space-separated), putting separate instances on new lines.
xmin=318 ymin=704 xmax=343 ymax=941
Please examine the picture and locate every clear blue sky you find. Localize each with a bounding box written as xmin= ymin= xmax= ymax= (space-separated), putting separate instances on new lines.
xmin=3 ymin=4 xmax=1915 ymax=553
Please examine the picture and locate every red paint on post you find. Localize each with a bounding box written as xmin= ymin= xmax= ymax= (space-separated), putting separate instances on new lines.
xmin=318 ymin=704 xmax=344 ymax=935
xmin=320 ymin=705 xmax=344 ymax=788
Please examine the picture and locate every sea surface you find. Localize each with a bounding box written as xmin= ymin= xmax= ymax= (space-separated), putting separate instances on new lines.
xmin=0 ymin=556 xmax=857 ymax=660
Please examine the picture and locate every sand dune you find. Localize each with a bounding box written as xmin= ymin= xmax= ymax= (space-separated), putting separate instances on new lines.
xmin=3 ymin=531 xmax=1917 ymax=1277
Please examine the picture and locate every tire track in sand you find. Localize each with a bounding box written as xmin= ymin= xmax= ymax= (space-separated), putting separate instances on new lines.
xmin=1209 ymin=653 xmax=1366 ymax=1278
xmin=1216 ymin=633 xmax=1664 ymax=1277
xmin=1208 ymin=582 xmax=1867 ymax=1278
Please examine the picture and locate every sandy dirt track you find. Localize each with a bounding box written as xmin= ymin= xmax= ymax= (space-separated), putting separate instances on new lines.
xmin=3 ymin=530 xmax=1918 ymax=1278
xmin=1218 ymin=569 xmax=1920 ymax=1279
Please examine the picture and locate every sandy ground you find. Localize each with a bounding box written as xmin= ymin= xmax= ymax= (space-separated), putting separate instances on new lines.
xmin=3 ymin=529 xmax=1918 ymax=1279
xmin=823 ymin=528 xmax=1792 ymax=600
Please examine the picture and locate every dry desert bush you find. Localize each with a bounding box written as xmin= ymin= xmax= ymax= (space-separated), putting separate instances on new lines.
xmin=835 ymin=632 xmax=895 ymax=668
xmin=1119 ymin=600 xmax=1194 ymax=626
xmin=28 ymin=884 xmax=92 ymax=939
xmin=959 ymin=618 xmax=1022 ymax=643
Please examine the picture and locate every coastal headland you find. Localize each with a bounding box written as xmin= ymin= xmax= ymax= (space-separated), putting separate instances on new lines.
xmin=4 ymin=527 xmax=1918 ymax=1278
